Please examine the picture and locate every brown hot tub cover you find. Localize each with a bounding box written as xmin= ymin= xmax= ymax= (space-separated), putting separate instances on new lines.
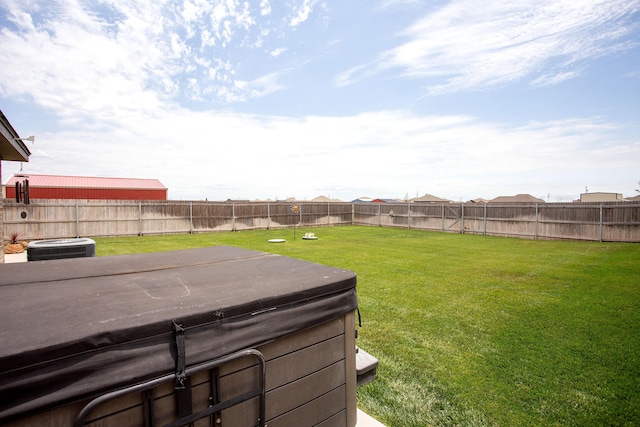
xmin=0 ymin=246 xmax=357 ymax=423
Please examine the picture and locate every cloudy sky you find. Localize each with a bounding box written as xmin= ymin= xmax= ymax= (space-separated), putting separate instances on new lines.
xmin=1 ymin=0 xmax=639 ymax=202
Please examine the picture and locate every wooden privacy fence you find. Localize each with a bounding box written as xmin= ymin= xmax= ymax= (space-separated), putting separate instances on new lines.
xmin=353 ymin=202 xmax=640 ymax=242
xmin=2 ymin=200 xmax=354 ymax=240
xmin=3 ymin=200 xmax=640 ymax=242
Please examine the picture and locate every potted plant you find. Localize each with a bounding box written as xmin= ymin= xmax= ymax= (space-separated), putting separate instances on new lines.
xmin=4 ymin=232 xmax=25 ymax=254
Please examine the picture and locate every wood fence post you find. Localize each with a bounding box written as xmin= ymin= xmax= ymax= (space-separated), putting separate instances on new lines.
xmin=351 ymin=204 xmax=354 ymax=225
xmin=232 ymin=203 xmax=236 ymax=231
xmin=327 ymin=202 xmax=330 ymax=226
xmin=75 ymin=201 xmax=80 ymax=238
xmin=483 ymin=204 xmax=487 ymax=236
xmin=138 ymin=201 xmax=142 ymax=236
xmin=599 ymin=204 xmax=603 ymax=242
xmin=535 ymin=203 xmax=538 ymax=240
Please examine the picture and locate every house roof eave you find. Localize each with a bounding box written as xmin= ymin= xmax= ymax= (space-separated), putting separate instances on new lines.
xmin=0 ymin=110 xmax=31 ymax=162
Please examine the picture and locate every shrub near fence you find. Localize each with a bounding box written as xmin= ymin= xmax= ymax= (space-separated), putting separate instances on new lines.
xmin=2 ymin=199 xmax=639 ymax=242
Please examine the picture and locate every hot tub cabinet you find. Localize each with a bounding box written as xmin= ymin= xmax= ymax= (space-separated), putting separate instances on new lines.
xmin=0 ymin=246 xmax=359 ymax=426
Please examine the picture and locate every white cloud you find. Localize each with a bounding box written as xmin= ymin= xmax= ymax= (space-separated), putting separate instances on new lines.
xmin=532 ymin=70 xmax=582 ymax=87
xmin=0 ymin=0 xmax=314 ymax=110
xmin=334 ymin=64 xmax=371 ymax=87
xmin=376 ymin=0 xmax=423 ymax=12
xmin=269 ymin=47 xmax=287 ymax=57
xmin=290 ymin=0 xmax=317 ymax=27
xmin=4 ymin=6 xmax=35 ymax=31
xmin=0 ymin=0 xmax=177 ymax=118
xmin=376 ymin=0 xmax=640 ymax=94
xmin=260 ymin=0 xmax=272 ymax=16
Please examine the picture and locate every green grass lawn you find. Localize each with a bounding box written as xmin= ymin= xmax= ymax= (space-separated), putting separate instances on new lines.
xmin=95 ymin=226 xmax=640 ymax=427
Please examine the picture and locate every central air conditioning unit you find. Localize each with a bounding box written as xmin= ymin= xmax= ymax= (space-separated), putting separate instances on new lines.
xmin=28 ymin=238 xmax=96 ymax=261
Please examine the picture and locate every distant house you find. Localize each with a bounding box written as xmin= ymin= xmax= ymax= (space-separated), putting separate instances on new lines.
xmin=411 ymin=193 xmax=452 ymax=204
xmin=579 ymin=192 xmax=624 ymax=203
xmin=352 ymin=197 xmax=374 ymax=203
xmin=488 ymin=194 xmax=546 ymax=204
xmin=371 ymin=198 xmax=401 ymax=203
xmin=468 ymin=198 xmax=489 ymax=204
xmin=4 ymin=174 xmax=167 ymax=201
xmin=311 ymin=195 xmax=344 ymax=203
xmin=626 ymin=194 xmax=640 ymax=202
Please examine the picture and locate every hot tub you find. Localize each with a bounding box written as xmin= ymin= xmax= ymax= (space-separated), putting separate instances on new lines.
xmin=0 ymin=246 xmax=359 ymax=426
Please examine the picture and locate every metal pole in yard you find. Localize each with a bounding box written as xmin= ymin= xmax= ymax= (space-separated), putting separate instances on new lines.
xmin=267 ymin=203 xmax=271 ymax=230
xmin=461 ymin=203 xmax=464 ymax=234
xmin=441 ymin=204 xmax=445 ymax=232
xmin=407 ymin=202 xmax=411 ymax=229
xmin=290 ymin=202 xmax=301 ymax=239
xmin=189 ymin=202 xmax=193 ymax=234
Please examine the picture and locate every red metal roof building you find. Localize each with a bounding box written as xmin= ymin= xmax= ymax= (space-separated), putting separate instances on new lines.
xmin=4 ymin=174 xmax=168 ymax=201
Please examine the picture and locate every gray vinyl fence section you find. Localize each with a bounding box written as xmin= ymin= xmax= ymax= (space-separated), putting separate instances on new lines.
xmin=3 ymin=200 xmax=639 ymax=242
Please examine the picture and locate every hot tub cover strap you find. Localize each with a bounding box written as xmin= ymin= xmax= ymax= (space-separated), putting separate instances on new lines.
xmin=173 ymin=319 xmax=187 ymax=390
